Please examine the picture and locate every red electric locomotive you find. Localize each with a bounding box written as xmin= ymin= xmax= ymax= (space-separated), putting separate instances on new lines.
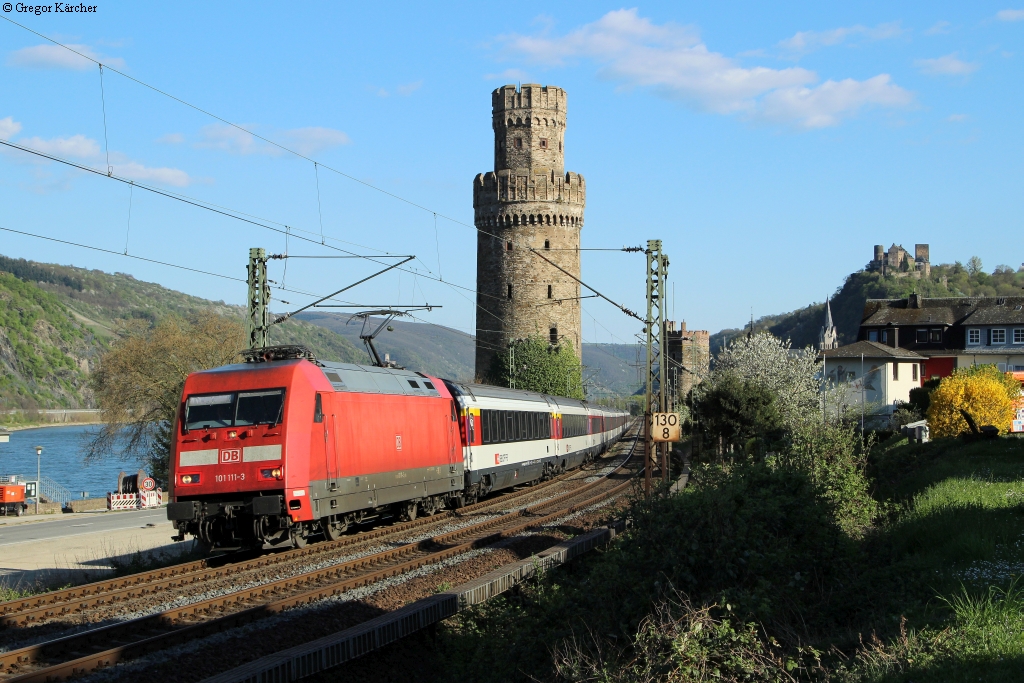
xmin=167 ymin=346 xmax=462 ymax=549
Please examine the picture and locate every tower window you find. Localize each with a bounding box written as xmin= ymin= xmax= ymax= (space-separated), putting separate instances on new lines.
xmin=515 ymin=138 xmax=523 ymax=149
xmin=506 ymin=240 xmax=513 ymax=251
xmin=539 ymin=139 xmax=548 ymax=149
xmin=547 ymin=285 xmax=553 ymax=299
xmin=544 ymin=239 xmax=550 ymax=250
xmin=549 ymin=327 xmax=558 ymax=344
xmin=559 ymin=141 xmax=562 ymax=151
xmin=507 ymin=283 xmax=513 ymax=299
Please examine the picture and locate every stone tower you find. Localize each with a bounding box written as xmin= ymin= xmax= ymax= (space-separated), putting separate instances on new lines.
xmin=473 ymin=84 xmax=585 ymax=380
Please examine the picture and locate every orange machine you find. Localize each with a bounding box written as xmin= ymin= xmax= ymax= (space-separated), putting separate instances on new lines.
xmin=0 ymin=483 xmax=27 ymax=516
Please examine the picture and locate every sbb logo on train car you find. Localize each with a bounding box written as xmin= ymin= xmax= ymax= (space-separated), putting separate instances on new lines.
xmin=650 ymin=413 xmax=681 ymax=442
xmin=220 ymin=449 xmax=242 ymax=464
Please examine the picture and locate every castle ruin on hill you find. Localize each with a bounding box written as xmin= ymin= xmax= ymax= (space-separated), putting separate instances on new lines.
xmin=868 ymin=243 xmax=931 ymax=278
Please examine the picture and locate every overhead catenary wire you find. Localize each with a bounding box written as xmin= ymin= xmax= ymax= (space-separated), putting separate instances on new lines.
xmin=0 ymin=17 xmax=638 ymax=323
xmin=97 ymin=63 xmax=111 ymax=176
xmin=1 ymin=16 xmax=646 ymax=332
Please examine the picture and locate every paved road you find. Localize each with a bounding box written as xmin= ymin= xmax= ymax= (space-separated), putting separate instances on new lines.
xmin=0 ymin=509 xmax=169 ymax=546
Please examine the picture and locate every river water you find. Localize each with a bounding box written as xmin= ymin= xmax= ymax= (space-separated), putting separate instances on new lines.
xmin=0 ymin=425 xmax=146 ymax=499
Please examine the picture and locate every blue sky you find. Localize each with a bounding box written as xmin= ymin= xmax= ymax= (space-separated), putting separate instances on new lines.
xmin=1 ymin=2 xmax=1022 ymax=346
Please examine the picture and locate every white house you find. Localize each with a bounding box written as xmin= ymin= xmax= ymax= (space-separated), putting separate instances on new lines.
xmin=821 ymin=340 xmax=927 ymax=416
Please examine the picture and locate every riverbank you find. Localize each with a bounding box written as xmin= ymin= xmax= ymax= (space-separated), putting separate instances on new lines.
xmin=2 ymin=421 xmax=104 ymax=432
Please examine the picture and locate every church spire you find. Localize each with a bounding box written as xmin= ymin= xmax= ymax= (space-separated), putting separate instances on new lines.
xmin=819 ymin=298 xmax=838 ymax=350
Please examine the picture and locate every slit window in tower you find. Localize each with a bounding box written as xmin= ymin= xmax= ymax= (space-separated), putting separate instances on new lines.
xmin=558 ymin=141 xmax=562 ymax=151
xmin=547 ymin=285 xmax=553 ymax=299
xmin=539 ymin=138 xmax=548 ymax=149
xmin=544 ymin=240 xmax=550 ymax=250
xmin=507 ymin=284 xmax=513 ymax=299
xmin=515 ymin=138 xmax=523 ymax=149
xmin=549 ymin=327 xmax=558 ymax=345
xmin=506 ymin=241 xmax=513 ymax=251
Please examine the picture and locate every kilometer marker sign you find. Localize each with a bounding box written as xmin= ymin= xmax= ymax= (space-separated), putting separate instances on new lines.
xmin=650 ymin=412 xmax=681 ymax=442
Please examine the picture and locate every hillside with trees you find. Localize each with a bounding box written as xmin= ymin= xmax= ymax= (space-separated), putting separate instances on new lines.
xmin=711 ymin=258 xmax=1024 ymax=355
xmin=0 ymin=255 xmax=643 ymax=411
xmin=0 ymin=254 xmax=364 ymax=410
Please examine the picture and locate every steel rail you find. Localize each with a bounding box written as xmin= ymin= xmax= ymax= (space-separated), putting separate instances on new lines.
xmin=1 ymin=432 xmax=639 ymax=681
xmin=0 ymin=440 xmax=616 ymax=626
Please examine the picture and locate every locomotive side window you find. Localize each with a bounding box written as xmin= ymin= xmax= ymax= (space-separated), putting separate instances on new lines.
xmin=236 ymin=390 xmax=285 ymax=426
xmin=313 ymin=394 xmax=324 ymax=423
xmin=185 ymin=394 xmax=234 ymax=430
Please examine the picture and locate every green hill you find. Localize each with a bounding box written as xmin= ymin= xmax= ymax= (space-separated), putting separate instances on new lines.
xmin=0 ymin=254 xmax=642 ymax=409
xmin=0 ymin=254 xmax=364 ymax=410
xmin=710 ymin=259 xmax=1024 ymax=355
xmin=296 ymin=311 xmax=641 ymax=396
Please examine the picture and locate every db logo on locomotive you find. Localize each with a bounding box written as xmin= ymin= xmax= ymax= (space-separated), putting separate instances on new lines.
xmin=220 ymin=449 xmax=242 ymax=464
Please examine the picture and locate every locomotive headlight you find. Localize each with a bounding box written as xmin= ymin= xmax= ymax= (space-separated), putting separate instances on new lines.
xmin=272 ymin=467 xmax=282 ymax=478
xmin=180 ymin=474 xmax=200 ymax=484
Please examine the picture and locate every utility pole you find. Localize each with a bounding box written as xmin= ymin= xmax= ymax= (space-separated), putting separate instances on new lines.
xmin=247 ymin=248 xmax=270 ymax=350
xmin=644 ymin=239 xmax=669 ymax=496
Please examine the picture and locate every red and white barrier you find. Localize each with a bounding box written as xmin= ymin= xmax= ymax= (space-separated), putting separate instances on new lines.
xmin=107 ymin=490 xmax=165 ymax=510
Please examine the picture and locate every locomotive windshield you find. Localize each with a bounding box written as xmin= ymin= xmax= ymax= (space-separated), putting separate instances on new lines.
xmin=185 ymin=389 xmax=285 ymax=430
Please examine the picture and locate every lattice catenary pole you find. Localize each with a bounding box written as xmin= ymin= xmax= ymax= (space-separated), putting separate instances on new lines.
xmin=247 ymin=247 xmax=270 ymax=350
xmin=644 ymin=239 xmax=669 ymax=496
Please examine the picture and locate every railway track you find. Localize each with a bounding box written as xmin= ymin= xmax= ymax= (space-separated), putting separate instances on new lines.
xmin=0 ymin=438 xmax=618 ymax=631
xmin=0 ymin=429 xmax=639 ymax=682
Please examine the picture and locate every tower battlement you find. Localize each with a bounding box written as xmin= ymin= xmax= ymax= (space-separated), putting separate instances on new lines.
xmin=474 ymin=85 xmax=584 ymax=381
xmin=491 ymin=84 xmax=567 ymax=174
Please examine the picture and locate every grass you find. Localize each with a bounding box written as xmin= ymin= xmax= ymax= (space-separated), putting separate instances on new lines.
xmin=845 ymin=436 xmax=1024 ymax=681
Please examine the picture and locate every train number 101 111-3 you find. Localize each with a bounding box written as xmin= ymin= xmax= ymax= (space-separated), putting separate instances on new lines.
xmin=650 ymin=412 xmax=681 ymax=442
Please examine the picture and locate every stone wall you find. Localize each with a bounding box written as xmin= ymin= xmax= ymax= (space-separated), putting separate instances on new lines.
xmin=474 ymin=84 xmax=585 ymax=380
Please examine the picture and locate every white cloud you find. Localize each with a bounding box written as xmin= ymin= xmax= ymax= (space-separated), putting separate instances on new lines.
xmin=112 ymin=161 xmax=191 ymax=187
xmin=197 ymin=124 xmax=268 ymax=154
xmin=499 ymin=10 xmax=912 ymax=128
xmin=778 ymin=21 xmax=906 ymax=54
xmin=157 ymin=133 xmax=185 ymax=145
xmin=197 ymin=124 xmax=349 ymax=156
xmin=925 ymin=21 xmax=952 ymax=35
xmin=759 ymin=75 xmax=913 ymax=128
xmin=281 ymin=127 xmax=350 ymax=155
xmin=996 ymin=9 xmax=1024 ymax=21
xmin=18 ymin=134 xmax=100 ymax=159
xmin=7 ymin=43 xmax=125 ymax=70
xmin=947 ymin=113 xmax=969 ymax=122
xmin=915 ymin=53 xmax=979 ymax=75
xmin=0 ymin=116 xmax=22 ymax=140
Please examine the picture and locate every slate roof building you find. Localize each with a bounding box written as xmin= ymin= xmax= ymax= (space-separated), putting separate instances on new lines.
xmin=856 ymin=294 xmax=1024 ymax=379
xmin=820 ymin=340 xmax=927 ymax=416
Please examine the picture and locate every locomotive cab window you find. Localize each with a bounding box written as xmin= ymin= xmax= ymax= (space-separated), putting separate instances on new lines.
xmin=185 ymin=389 xmax=286 ymax=431
xmin=235 ymin=390 xmax=285 ymax=426
xmin=185 ymin=393 xmax=234 ymax=430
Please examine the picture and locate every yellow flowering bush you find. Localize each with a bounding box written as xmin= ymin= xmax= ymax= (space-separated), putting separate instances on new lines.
xmin=927 ymin=364 xmax=1019 ymax=437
